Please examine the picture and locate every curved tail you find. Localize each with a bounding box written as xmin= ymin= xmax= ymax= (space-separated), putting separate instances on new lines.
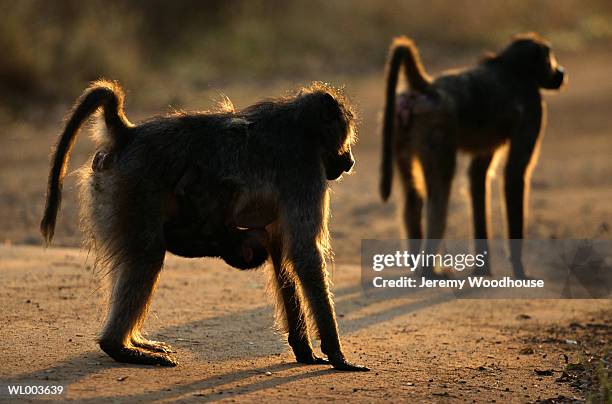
xmin=380 ymin=36 xmax=430 ymax=201
xmin=41 ymin=80 xmax=131 ymax=245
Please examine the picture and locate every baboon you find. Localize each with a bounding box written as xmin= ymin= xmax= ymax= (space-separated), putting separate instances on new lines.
xmin=380 ymin=33 xmax=566 ymax=278
xmin=41 ymin=80 xmax=368 ymax=371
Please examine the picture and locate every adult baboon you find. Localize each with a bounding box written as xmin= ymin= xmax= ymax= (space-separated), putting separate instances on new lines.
xmin=41 ymin=80 xmax=368 ymax=371
xmin=380 ymin=33 xmax=566 ymax=278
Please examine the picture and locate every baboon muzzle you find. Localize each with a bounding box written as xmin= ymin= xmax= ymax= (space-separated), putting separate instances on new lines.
xmin=326 ymin=152 xmax=355 ymax=180
xmin=344 ymin=154 xmax=355 ymax=172
xmin=544 ymin=66 xmax=566 ymax=90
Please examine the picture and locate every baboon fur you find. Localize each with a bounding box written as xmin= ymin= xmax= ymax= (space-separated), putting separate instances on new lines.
xmin=380 ymin=33 xmax=566 ymax=278
xmin=41 ymin=80 xmax=368 ymax=371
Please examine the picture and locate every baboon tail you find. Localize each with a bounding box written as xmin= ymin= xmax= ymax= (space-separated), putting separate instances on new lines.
xmin=40 ymin=80 xmax=131 ymax=245
xmin=380 ymin=36 xmax=430 ymax=201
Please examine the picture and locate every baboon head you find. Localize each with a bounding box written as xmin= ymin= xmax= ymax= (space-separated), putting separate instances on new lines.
xmin=296 ymin=85 xmax=357 ymax=181
xmin=500 ymin=33 xmax=566 ymax=90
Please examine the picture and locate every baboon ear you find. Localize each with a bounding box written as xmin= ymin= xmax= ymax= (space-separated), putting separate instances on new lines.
xmin=320 ymin=92 xmax=340 ymax=121
xmin=322 ymin=92 xmax=336 ymax=105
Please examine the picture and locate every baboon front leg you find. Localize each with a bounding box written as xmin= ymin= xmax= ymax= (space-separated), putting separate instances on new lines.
xmin=397 ymin=155 xmax=423 ymax=252
xmin=268 ymin=235 xmax=327 ymax=365
xmin=98 ymin=229 xmax=176 ymax=366
xmin=282 ymin=200 xmax=368 ymax=371
xmin=289 ymin=244 xmax=368 ymax=371
xmin=505 ymin=127 xmax=542 ymax=279
xmin=468 ymin=153 xmax=493 ymax=276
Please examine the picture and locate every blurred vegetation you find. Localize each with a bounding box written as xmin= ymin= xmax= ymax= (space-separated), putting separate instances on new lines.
xmin=1 ymin=0 xmax=611 ymax=113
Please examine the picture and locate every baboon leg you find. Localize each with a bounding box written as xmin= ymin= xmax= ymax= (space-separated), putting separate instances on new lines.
xmin=421 ymin=135 xmax=456 ymax=278
xmin=397 ymin=155 xmax=423 ymax=252
xmin=97 ymin=204 xmax=176 ymax=366
xmin=468 ymin=153 xmax=494 ymax=276
xmin=99 ymin=249 xmax=176 ymax=366
xmin=283 ymin=205 xmax=368 ymax=371
xmin=268 ymin=234 xmax=327 ymax=365
xmin=289 ymin=244 xmax=367 ymax=371
xmin=505 ymin=121 xmax=542 ymax=279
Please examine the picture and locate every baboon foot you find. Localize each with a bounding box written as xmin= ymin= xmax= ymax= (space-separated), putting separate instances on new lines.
xmin=295 ymin=353 xmax=329 ymax=365
xmin=328 ymin=356 xmax=370 ymax=372
xmin=511 ymin=260 xmax=527 ymax=280
xmin=131 ymin=338 xmax=174 ymax=353
xmin=289 ymin=336 xmax=329 ymax=365
xmin=100 ymin=340 xmax=178 ymax=367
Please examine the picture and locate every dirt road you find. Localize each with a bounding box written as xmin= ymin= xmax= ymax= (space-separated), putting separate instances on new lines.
xmin=0 ymin=51 xmax=610 ymax=401
xmin=1 ymin=245 xmax=609 ymax=402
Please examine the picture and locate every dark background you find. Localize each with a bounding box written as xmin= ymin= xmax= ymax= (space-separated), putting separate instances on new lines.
xmin=0 ymin=0 xmax=610 ymax=257
xmin=2 ymin=0 xmax=610 ymax=111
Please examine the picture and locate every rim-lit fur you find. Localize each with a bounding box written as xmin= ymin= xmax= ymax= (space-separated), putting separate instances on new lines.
xmin=41 ymin=79 xmax=366 ymax=370
xmin=379 ymin=33 xmax=566 ymax=279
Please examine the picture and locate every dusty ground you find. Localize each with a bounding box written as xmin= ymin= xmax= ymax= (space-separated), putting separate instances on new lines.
xmin=1 ymin=246 xmax=610 ymax=402
xmin=0 ymin=51 xmax=610 ymax=402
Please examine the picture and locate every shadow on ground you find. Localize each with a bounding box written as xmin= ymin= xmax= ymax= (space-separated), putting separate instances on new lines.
xmin=4 ymin=282 xmax=454 ymax=401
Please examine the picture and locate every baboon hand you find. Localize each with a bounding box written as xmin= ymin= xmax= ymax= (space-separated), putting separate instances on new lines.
xmin=324 ymin=348 xmax=370 ymax=371
xmin=288 ymin=334 xmax=329 ymax=365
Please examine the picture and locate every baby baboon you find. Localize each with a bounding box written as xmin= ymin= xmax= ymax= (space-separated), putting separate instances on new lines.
xmin=41 ymin=80 xmax=367 ymax=371
xmin=163 ymin=166 xmax=270 ymax=269
xmin=91 ymin=152 xmax=269 ymax=268
xmin=380 ymin=33 xmax=566 ymax=278
xmin=91 ymin=151 xmax=269 ymax=268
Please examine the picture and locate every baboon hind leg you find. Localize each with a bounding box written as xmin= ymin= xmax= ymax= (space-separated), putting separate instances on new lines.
xmin=98 ymin=248 xmax=176 ymax=366
xmin=421 ymin=133 xmax=456 ymax=278
xmin=397 ymin=154 xmax=423 ymax=252
xmin=97 ymin=205 xmax=176 ymax=366
xmin=468 ymin=153 xmax=493 ymax=276
xmin=269 ymin=234 xmax=327 ymax=365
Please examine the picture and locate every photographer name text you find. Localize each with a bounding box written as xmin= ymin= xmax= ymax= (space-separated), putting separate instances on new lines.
xmin=372 ymin=276 xmax=544 ymax=289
